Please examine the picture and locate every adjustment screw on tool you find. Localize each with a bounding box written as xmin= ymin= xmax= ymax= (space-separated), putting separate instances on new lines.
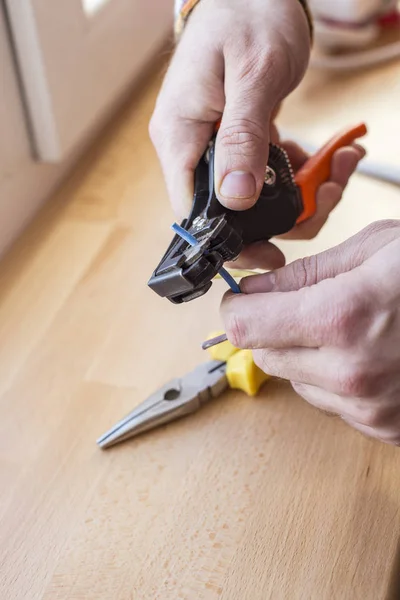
xmin=264 ymin=166 xmax=276 ymax=186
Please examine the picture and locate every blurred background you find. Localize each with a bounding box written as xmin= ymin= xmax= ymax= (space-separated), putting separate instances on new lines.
xmin=0 ymin=0 xmax=399 ymax=258
xmin=0 ymin=0 xmax=172 ymax=256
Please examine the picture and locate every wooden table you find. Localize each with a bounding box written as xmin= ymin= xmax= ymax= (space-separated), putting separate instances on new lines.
xmin=1 ymin=57 xmax=400 ymax=600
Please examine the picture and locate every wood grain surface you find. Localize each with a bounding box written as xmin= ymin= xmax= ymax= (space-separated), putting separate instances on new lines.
xmin=1 ymin=57 xmax=400 ymax=600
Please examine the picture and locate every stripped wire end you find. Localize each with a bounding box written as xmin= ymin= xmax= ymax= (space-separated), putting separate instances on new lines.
xmin=202 ymin=333 xmax=228 ymax=351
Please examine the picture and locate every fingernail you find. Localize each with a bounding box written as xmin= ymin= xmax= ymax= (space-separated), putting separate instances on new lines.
xmin=241 ymin=272 xmax=276 ymax=294
xmin=220 ymin=171 xmax=256 ymax=199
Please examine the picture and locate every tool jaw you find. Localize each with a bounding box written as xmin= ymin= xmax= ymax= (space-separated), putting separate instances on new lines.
xmin=96 ymin=360 xmax=228 ymax=448
xmin=148 ymin=139 xmax=302 ymax=304
xmin=148 ymin=214 xmax=242 ymax=303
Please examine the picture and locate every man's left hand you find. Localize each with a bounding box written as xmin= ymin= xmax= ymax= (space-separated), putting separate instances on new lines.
xmin=221 ymin=220 xmax=400 ymax=445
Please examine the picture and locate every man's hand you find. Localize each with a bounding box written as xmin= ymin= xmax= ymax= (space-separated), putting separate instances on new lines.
xmin=150 ymin=0 xmax=364 ymax=270
xmin=150 ymin=0 xmax=311 ymax=218
xmin=221 ymin=220 xmax=400 ymax=445
xmin=227 ymin=131 xmax=365 ymax=270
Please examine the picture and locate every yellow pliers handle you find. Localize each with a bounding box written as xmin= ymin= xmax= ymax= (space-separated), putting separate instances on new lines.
xmin=206 ymin=330 xmax=270 ymax=397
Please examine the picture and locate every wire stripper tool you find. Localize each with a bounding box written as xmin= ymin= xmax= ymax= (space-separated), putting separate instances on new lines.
xmin=148 ymin=123 xmax=367 ymax=304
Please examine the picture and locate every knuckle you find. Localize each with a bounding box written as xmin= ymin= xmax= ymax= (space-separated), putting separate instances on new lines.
xmin=237 ymin=47 xmax=277 ymax=83
xmin=359 ymin=406 xmax=384 ymax=429
xmin=219 ymin=120 xmax=264 ymax=158
xmin=232 ymin=35 xmax=299 ymax=95
xmin=336 ymin=363 xmax=375 ymax=398
xmin=356 ymin=402 xmax=397 ymax=430
xmin=366 ymin=309 xmax=396 ymax=343
xmin=330 ymin=294 xmax=371 ymax=347
xmin=253 ymin=350 xmax=277 ymax=377
xmin=333 ymin=308 xmax=356 ymax=346
xmin=338 ymin=366 xmax=365 ymax=397
xmin=255 ymin=349 xmax=305 ymax=381
xmin=293 ymin=255 xmax=320 ymax=288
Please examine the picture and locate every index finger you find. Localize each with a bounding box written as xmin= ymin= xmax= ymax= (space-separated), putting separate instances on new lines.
xmin=149 ymin=40 xmax=224 ymax=217
xmin=221 ymin=272 xmax=364 ymax=350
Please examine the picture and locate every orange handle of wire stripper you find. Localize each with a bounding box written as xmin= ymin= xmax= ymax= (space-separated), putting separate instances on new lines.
xmin=295 ymin=123 xmax=367 ymax=224
xmin=214 ymin=120 xmax=367 ymax=224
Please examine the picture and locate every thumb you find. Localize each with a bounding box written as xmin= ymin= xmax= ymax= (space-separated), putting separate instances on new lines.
xmin=214 ymin=69 xmax=274 ymax=211
xmin=241 ymin=221 xmax=400 ymax=294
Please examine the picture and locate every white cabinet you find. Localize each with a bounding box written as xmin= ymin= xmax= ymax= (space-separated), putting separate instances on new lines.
xmin=0 ymin=8 xmax=59 ymax=255
xmin=0 ymin=1 xmax=172 ymax=255
xmin=5 ymin=0 xmax=172 ymax=162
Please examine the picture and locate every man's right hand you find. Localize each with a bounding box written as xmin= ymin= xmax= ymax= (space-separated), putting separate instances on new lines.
xmin=150 ymin=0 xmax=311 ymax=220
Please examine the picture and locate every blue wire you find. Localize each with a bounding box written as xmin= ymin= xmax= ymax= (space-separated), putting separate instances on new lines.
xmin=218 ymin=268 xmax=241 ymax=294
xmin=171 ymin=222 xmax=241 ymax=294
xmin=171 ymin=223 xmax=198 ymax=247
